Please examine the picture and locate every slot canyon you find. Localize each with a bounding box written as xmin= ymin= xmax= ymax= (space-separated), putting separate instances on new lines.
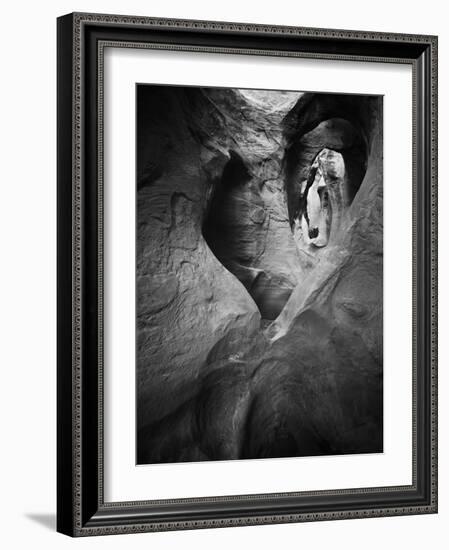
xmin=136 ymin=85 xmax=383 ymax=464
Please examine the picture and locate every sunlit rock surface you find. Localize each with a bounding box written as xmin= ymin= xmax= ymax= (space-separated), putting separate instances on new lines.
xmin=136 ymin=85 xmax=383 ymax=464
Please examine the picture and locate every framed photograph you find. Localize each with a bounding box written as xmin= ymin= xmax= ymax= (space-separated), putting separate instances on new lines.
xmin=57 ymin=12 xmax=438 ymax=536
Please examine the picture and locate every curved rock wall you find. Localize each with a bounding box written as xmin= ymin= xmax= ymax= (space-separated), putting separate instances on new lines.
xmin=136 ymin=85 xmax=383 ymax=464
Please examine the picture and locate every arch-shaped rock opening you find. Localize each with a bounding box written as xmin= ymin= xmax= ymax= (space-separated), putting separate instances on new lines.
xmin=284 ymin=115 xmax=368 ymax=255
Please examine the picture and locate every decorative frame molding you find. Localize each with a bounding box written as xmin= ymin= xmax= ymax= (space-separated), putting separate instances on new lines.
xmin=57 ymin=12 xmax=438 ymax=536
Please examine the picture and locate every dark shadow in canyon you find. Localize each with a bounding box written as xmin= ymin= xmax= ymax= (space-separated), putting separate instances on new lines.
xmin=202 ymin=150 xmax=295 ymax=321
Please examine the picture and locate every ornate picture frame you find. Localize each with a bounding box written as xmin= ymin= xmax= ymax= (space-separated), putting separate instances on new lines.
xmin=57 ymin=12 xmax=437 ymax=536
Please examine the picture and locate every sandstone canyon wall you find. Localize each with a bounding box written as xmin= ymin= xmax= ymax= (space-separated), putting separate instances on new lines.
xmin=136 ymin=85 xmax=383 ymax=464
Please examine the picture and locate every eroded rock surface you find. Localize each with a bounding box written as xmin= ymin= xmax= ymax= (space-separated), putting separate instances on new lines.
xmin=136 ymin=86 xmax=383 ymax=463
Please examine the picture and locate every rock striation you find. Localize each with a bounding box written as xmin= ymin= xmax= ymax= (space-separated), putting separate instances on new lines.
xmin=136 ymin=85 xmax=383 ymax=464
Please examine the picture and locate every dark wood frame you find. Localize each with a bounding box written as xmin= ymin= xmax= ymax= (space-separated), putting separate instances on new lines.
xmin=57 ymin=12 xmax=438 ymax=537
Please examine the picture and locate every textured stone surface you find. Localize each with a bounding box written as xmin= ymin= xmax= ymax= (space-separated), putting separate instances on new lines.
xmin=136 ymin=86 xmax=383 ymax=464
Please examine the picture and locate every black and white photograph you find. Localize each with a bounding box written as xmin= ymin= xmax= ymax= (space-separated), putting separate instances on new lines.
xmin=136 ymin=85 xmax=384 ymax=465
xmin=0 ymin=0 xmax=444 ymax=545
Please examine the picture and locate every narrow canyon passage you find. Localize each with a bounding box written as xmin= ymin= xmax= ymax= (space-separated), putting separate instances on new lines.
xmin=202 ymin=99 xmax=368 ymax=323
xmin=136 ymin=85 xmax=383 ymax=464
